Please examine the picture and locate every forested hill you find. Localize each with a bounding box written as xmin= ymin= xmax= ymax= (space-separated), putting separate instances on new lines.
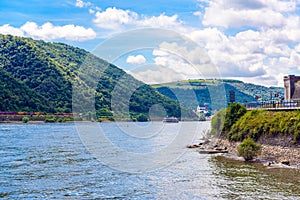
xmin=0 ymin=34 xmax=194 ymax=120
xmin=152 ymin=79 xmax=284 ymax=110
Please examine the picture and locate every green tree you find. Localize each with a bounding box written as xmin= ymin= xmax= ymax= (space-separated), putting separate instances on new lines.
xmin=224 ymin=103 xmax=247 ymax=132
xmin=237 ymin=138 xmax=261 ymax=161
xmin=211 ymin=108 xmax=226 ymax=135
xmin=211 ymin=103 xmax=246 ymax=137
xmin=137 ymin=114 xmax=148 ymax=122
xmin=22 ymin=116 xmax=29 ymax=123
xmin=0 ymin=34 xmax=192 ymax=119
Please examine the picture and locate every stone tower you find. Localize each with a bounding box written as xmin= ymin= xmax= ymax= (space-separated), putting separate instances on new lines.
xmin=284 ymin=75 xmax=300 ymax=100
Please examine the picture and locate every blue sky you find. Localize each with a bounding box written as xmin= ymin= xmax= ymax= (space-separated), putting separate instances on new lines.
xmin=1 ymin=0 xmax=300 ymax=86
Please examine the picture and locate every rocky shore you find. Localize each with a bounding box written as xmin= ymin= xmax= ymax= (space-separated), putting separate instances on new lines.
xmin=188 ymin=137 xmax=300 ymax=169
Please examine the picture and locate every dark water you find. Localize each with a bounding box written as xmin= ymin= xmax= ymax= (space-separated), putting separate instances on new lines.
xmin=0 ymin=122 xmax=299 ymax=199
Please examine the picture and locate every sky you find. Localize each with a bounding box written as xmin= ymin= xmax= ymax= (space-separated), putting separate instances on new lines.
xmin=1 ymin=0 xmax=300 ymax=87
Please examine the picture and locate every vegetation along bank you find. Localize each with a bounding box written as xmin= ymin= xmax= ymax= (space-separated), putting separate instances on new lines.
xmin=210 ymin=103 xmax=300 ymax=167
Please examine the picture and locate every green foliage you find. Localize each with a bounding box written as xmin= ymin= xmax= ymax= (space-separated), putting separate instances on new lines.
xmin=98 ymin=116 xmax=115 ymax=122
xmin=44 ymin=117 xmax=57 ymax=123
xmin=211 ymin=103 xmax=246 ymax=137
xmin=0 ymin=68 xmax=49 ymax=112
xmin=22 ymin=116 xmax=29 ymax=123
xmin=237 ymin=138 xmax=261 ymax=161
xmin=56 ymin=117 xmax=66 ymax=123
xmin=152 ymin=79 xmax=283 ymax=110
xmin=211 ymin=108 xmax=226 ymax=135
xmin=227 ymin=110 xmax=300 ymax=144
xmin=224 ymin=103 xmax=247 ymax=132
xmin=137 ymin=114 xmax=148 ymax=122
xmin=96 ymin=108 xmax=113 ymax=118
xmin=0 ymin=34 xmax=190 ymax=120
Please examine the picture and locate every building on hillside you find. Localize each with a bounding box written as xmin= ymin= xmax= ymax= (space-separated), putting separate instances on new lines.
xmin=284 ymin=75 xmax=300 ymax=100
xmin=196 ymin=103 xmax=209 ymax=113
xmin=196 ymin=105 xmax=206 ymax=113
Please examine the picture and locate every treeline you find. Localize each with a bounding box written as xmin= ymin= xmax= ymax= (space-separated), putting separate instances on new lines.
xmin=0 ymin=34 xmax=195 ymax=121
xmin=152 ymin=79 xmax=284 ymax=110
xmin=211 ymin=103 xmax=300 ymax=145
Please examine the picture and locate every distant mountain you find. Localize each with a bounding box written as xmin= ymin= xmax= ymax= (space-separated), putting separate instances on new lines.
xmin=152 ymin=79 xmax=284 ymax=110
xmin=0 ymin=34 xmax=194 ymax=120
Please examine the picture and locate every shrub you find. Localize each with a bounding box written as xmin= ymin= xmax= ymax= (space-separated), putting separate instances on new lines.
xmin=108 ymin=116 xmax=115 ymax=121
xmin=56 ymin=117 xmax=66 ymax=123
xmin=22 ymin=116 xmax=29 ymax=123
xmin=211 ymin=103 xmax=246 ymax=137
xmin=224 ymin=103 xmax=247 ymax=132
xmin=44 ymin=117 xmax=56 ymax=123
xmin=211 ymin=109 xmax=226 ymax=135
xmin=237 ymin=138 xmax=261 ymax=161
xmin=137 ymin=114 xmax=148 ymax=122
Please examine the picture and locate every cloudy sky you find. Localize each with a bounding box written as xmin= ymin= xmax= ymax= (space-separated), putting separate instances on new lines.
xmin=1 ymin=0 xmax=300 ymax=86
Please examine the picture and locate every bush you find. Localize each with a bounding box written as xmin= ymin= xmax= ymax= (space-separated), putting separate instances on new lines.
xmin=211 ymin=103 xmax=246 ymax=137
xmin=56 ymin=117 xmax=66 ymax=123
xmin=44 ymin=117 xmax=57 ymax=123
xmin=224 ymin=103 xmax=247 ymax=132
xmin=108 ymin=116 xmax=115 ymax=121
xmin=211 ymin=109 xmax=226 ymax=135
xmin=137 ymin=114 xmax=148 ymax=122
xmin=226 ymin=110 xmax=300 ymax=144
xmin=237 ymin=138 xmax=261 ymax=161
xmin=22 ymin=116 xmax=29 ymax=123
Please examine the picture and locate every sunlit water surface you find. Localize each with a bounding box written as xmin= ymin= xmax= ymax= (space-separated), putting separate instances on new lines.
xmin=0 ymin=122 xmax=299 ymax=199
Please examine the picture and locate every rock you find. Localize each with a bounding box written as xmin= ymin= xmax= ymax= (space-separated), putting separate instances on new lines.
xmin=281 ymin=161 xmax=290 ymax=166
xmin=187 ymin=144 xmax=200 ymax=148
xmin=277 ymin=158 xmax=290 ymax=166
xmin=198 ymin=139 xmax=210 ymax=145
xmin=199 ymin=148 xmax=229 ymax=154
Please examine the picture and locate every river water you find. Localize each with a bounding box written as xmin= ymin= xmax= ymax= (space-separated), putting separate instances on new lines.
xmin=0 ymin=122 xmax=299 ymax=199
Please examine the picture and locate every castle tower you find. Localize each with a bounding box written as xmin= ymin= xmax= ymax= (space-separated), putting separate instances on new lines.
xmin=284 ymin=75 xmax=300 ymax=100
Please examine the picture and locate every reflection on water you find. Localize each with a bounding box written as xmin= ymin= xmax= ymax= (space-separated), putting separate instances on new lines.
xmin=0 ymin=122 xmax=299 ymax=199
xmin=210 ymin=156 xmax=300 ymax=200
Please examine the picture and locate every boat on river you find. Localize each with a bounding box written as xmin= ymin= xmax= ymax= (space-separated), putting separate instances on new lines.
xmin=163 ymin=117 xmax=179 ymax=123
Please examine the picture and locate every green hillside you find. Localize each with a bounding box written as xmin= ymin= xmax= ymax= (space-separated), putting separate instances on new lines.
xmin=0 ymin=67 xmax=49 ymax=112
xmin=0 ymin=34 xmax=194 ymax=120
xmin=152 ymin=79 xmax=284 ymax=110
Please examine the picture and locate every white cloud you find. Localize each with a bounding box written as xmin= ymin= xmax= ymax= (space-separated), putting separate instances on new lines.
xmin=124 ymin=41 xmax=217 ymax=84
xmin=127 ymin=65 xmax=185 ymax=84
xmin=89 ymin=1 xmax=300 ymax=86
xmin=126 ymin=55 xmax=146 ymax=64
xmin=199 ymin=0 xmax=295 ymax=28
xmin=203 ymin=5 xmax=285 ymax=28
xmin=89 ymin=9 xmax=95 ymax=14
xmin=188 ymin=0 xmax=300 ymax=86
xmin=93 ymin=7 xmax=138 ymax=30
xmin=152 ymin=42 xmax=218 ymax=80
xmin=0 ymin=22 xmax=96 ymax=41
xmin=75 ymin=0 xmax=91 ymax=8
xmin=137 ymin=14 xmax=182 ymax=28
xmin=93 ymin=7 xmax=183 ymax=31
xmin=295 ymin=44 xmax=300 ymax=53
xmin=189 ymin=28 xmax=268 ymax=78
xmin=0 ymin=24 xmax=24 ymax=37
xmin=189 ymin=28 xmax=227 ymax=48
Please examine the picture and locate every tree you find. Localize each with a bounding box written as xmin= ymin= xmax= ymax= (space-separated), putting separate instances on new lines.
xmin=224 ymin=103 xmax=247 ymax=132
xmin=237 ymin=138 xmax=261 ymax=161
xmin=137 ymin=114 xmax=148 ymax=122
xmin=211 ymin=103 xmax=247 ymax=137
xmin=22 ymin=116 xmax=29 ymax=123
xmin=211 ymin=108 xmax=226 ymax=135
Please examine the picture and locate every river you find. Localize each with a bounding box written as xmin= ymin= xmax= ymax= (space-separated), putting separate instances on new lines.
xmin=0 ymin=122 xmax=299 ymax=199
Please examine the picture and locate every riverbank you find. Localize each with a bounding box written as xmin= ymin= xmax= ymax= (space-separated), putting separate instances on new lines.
xmin=212 ymin=138 xmax=300 ymax=168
